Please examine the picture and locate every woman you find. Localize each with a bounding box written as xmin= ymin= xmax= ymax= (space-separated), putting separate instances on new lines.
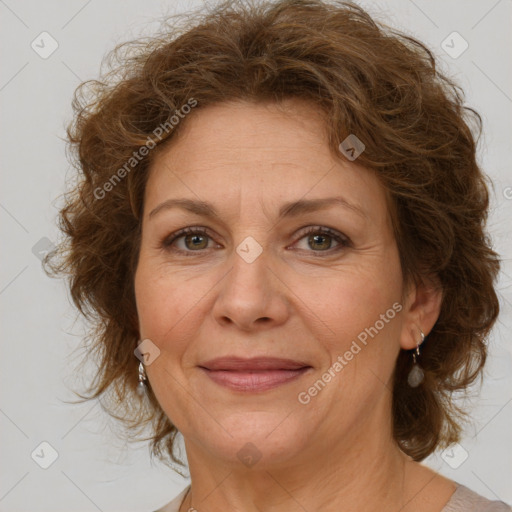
xmin=45 ymin=0 xmax=511 ymax=510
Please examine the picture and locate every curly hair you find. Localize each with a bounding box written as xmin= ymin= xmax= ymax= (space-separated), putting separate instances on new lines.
xmin=45 ymin=0 xmax=501 ymax=470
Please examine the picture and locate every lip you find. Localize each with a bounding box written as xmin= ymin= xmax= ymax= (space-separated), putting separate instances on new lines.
xmin=198 ymin=357 xmax=312 ymax=392
xmin=199 ymin=356 xmax=311 ymax=371
xmin=200 ymin=367 xmax=312 ymax=392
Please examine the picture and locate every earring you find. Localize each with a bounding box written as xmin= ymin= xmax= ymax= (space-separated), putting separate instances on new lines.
xmin=407 ymin=329 xmax=425 ymax=388
xmin=136 ymin=362 xmax=147 ymax=396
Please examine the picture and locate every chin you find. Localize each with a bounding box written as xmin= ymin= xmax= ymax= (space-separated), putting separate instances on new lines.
xmin=189 ymin=411 xmax=313 ymax=469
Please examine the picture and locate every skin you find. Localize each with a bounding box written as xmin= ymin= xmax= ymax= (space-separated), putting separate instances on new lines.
xmin=134 ymin=99 xmax=456 ymax=512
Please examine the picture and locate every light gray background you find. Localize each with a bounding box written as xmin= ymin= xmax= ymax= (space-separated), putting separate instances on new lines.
xmin=1 ymin=0 xmax=511 ymax=510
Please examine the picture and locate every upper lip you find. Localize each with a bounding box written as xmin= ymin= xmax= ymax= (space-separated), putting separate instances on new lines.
xmin=199 ymin=356 xmax=311 ymax=371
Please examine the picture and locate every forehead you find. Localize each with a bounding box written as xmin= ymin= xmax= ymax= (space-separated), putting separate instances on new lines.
xmin=151 ymin=99 xmax=330 ymax=170
xmin=144 ymin=100 xmax=389 ymax=222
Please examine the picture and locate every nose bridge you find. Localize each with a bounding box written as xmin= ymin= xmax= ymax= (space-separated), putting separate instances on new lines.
xmin=225 ymin=236 xmax=271 ymax=302
xmin=212 ymin=235 xmax=289 ymax=329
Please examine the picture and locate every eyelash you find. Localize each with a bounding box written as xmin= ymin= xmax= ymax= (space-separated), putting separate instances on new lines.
xmin=160 ymin=225 xmax=351 ymax=257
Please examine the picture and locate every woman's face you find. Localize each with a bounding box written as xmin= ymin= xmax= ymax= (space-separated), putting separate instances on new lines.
xmin=134 ymin=99 xmax=421 ymax=469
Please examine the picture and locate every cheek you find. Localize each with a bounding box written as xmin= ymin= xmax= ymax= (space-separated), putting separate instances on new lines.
xmin=301 ymin=260 xmax=403 ymax=370
xmin=134 ymin=257 xmax=214 ymax=351
xmin=135 ymin=258 xmax=183 ymax=341
xmin=296 ymin=262 xmax=399 ymax=333
xmin=310 ymin=279 xmax=402 ymax=411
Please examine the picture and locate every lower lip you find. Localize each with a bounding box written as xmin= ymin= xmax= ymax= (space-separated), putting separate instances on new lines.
xmin=199 ymin=367 xmax=311 ymax=392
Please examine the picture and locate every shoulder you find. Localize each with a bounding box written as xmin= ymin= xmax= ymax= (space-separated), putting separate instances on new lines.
xmin=153 ymin=485 xmax=190 ymax=512
xmin=442 ymin=483 xmax=512 ymax=512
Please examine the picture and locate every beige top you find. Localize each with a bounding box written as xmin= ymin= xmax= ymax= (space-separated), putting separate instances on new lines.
xmin=154 ymin=482 xmax=512 ymax=512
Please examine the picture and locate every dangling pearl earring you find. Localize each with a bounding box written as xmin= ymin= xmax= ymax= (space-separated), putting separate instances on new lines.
xmin=137 ymin=361 xmax=147 ymax=396
xmin=407 ymin=329 xmax=425 ymax=388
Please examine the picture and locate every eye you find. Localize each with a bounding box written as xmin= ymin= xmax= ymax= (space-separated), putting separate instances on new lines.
xmin=292 ymin=226 xmax=351 ymax=254
xmin=160 ymin=225 xmax=351 ymax=257
xmin=160 ymin=227 xmax=218 ymax=255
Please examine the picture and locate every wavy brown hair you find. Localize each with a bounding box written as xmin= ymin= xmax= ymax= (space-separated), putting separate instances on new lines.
xmin=45 ymin=0 xmax=501 ymax=470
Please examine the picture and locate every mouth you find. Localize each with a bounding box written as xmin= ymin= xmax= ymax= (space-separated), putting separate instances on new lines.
xmin=198 ymin=356 xmax=313 ymax=392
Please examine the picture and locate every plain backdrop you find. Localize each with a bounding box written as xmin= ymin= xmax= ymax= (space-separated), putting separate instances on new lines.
xmin=1 ymin=0 xmax=511 ymax=510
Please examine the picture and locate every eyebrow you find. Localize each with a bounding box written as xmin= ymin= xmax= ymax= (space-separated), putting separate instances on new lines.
xmin=148 ymin=196 xmax=367 ymax=221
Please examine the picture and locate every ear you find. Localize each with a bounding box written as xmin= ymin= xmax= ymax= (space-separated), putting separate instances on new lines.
xmin=399 ymin=274 xmax=443 ymax=350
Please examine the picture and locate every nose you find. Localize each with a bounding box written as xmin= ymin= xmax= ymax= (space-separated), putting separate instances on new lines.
xmin=211 ymin=245 xmax=290 ymax=331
